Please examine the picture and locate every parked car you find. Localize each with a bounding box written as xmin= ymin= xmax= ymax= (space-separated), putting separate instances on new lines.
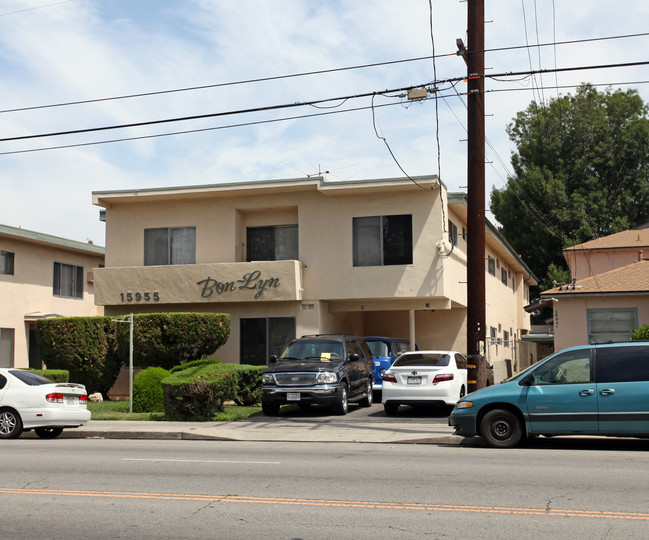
xmin=0 ymin=368 xmax=91 ymax=439
xmin=365 ymin=336 xmax=414 ymax=392
xmin=381 ymin=350 xmax=469 ymax=415
xmin=449 ymin=341 xmax=649 ymax=448
xmin=261 ymin=334 xmax=374 ymax=416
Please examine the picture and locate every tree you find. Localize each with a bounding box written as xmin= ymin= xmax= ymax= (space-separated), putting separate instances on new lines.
xmin=491 ymin=84 xmax=649 ymax=288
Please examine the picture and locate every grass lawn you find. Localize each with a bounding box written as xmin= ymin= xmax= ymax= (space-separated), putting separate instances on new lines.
xmin=88 ymin=400 xmax=262 ymax=422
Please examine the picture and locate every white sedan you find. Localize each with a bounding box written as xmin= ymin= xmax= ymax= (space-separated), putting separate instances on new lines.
xmin=0 ymin=368 xmax=91 ymax=439
xmin=381 ymin=350 xmax=468 ymax=415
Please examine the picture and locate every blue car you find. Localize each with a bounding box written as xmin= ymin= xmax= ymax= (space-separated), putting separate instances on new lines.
xmin=365 ymin=337 xmax=415 ymax=391
xmin=448 ymin=341 xmax=649 ymax=447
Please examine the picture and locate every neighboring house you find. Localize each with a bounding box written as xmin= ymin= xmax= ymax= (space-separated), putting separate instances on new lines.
xmin=0 ymin=224 xmax=105 ymax=369
xmin=92 ymin=175 xmax=536 ymax=383
xmin=540 ymin=226 xmax=649 ymax=350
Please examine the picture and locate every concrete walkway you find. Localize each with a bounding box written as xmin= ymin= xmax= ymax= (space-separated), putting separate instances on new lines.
xmin=35 ymin=416 xmax=481 ymax=445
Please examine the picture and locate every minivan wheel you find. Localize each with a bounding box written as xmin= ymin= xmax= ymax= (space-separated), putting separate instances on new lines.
xmin=480 ymin=409 xmax=522 ymax=448
xmin=332 ymin=383 xmax=349 ymax=415
xmin=0 ymin=408 xmax=23 ymax=439
xmin=359 ymin=379 xmax=373 ymax=407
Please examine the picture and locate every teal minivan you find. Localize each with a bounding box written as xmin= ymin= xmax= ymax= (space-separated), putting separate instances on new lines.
xmin=448 ymin=342 xmax=649 ymax=447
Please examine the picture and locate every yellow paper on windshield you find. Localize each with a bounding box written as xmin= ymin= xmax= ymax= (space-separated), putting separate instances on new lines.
xmin=321 ymin=353 xmax=331 ymax=362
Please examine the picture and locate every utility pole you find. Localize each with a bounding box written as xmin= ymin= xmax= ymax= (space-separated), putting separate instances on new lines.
xmin=465 ymin=0 xmax=487 ymax=391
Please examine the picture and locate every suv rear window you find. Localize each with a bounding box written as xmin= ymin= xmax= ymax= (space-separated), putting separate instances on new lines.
xmin=596 ymin=345 xmax=649 ymax=383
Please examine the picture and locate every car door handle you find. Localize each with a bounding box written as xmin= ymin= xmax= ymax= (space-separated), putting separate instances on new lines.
xmin=579 ymin=389 xmax=595 ymax=396
xmin=600 ymin=388 xmax=616 ymax=396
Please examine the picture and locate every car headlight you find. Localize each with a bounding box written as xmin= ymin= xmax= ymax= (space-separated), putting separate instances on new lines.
xmin=315 ymin=371 xmax=338 ymax=384
xmin=262 ymin=373 xmax=275 ymax=384
xmin=455 ymin=401 xmax=474 ymax=409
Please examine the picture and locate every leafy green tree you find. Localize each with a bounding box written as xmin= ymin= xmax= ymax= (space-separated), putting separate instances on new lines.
xmin=491 ymin=84 xmax=649 ymax=286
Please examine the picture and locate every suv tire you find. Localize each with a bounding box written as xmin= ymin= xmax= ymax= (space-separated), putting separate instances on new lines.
xmin=480 ymin=408 xmax=522 ymax=448
xmin=332 ymin=383 xmax=349 ymax=415
xmin=359 ymin=379 xmax=373 ymax=407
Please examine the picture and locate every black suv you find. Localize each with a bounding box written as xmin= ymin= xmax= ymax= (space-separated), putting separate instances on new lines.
xmin=261 ymin=334 xmax=374 ymax=416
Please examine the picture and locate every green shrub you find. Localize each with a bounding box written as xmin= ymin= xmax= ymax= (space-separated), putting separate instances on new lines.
xmin=234 ymin=365 xmax=266 ymax=406
xmin=630 ymin=325 xmax=649 ymax=341
xmin=30 ymin=369 xmax=69 ymax=383
xmin=170 ymin=358 xmax=222 ymax=373
xmin=36 ymin=316 xmax=122 ymax=396
xmin=161 ymin=363 xmax=238 ymax=420
xmin=133 ymin=367 xmax=171 ymax=413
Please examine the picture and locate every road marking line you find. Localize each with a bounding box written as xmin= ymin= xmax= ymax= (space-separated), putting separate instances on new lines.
xmin=122 ymin=458 xmax=280 ymax=464
xmin=1 ymin=488 xmax=648 ymax=521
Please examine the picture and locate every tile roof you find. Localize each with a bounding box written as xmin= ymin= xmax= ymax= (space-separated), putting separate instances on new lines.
xmin=541 ymin=259 xmax=649 ymax=296
xmin=564 ymin=227 xmax=649 ymax=252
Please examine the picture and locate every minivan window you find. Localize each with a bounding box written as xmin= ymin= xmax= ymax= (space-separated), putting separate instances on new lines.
xmin=532 ymin=349 xmax=592 ymax=385
xmin=595 ymin=345 xmax=649 ymax=383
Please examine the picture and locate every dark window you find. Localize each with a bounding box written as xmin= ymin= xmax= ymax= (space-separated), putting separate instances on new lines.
xmin=8 ymin=369 xmax=53 ymax=385
xmin=240 ymin=317 xmax=296 ymax=365
xmin=488 ymin=256 xmax=496 ymax=276
xmin=501 ymin=268 xmax=508 ymax=285
xmin=246 ymin=225 xmax=298 ymax=262
xmin=353 ymin=214 xmax=412 ymax=266
xmin=0 ymin=328 xmax=14 ymax=368
xmin=448 ymin=220 xmax=458 ymax=246
xmin=455 ymin=353 xmax=468 ymax=369
xmin=144 ymin=227 xmax=196 ymax=265
xmin=1 ymin=251 xmax=14 ymax=275
xmin=596 ymin=345 xmax=649 ymax=383
xmin=0 ymin=374 xmax=6 ymax=389
xmin=345 ymin=338 xmax=363 ymax=359
xmin=53 ymin=262 xmax=83 ymax=299
xmin=532 ymin=349 xmax=592 ymax=385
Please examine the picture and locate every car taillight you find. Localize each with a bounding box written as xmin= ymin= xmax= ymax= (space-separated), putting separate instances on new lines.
xmin=80 ymin=395 xmax=88 ymax=403
xmin=46 ymin=393 xmax=64 ymax=403
xmin=433 ymin=373 xmax=454 ymax=383
xmin=381 ymin=372 xmax=398 ymax=383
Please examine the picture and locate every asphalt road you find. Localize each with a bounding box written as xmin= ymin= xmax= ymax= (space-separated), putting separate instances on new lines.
xmin=3 ymin=436 xmax=649 ymax=539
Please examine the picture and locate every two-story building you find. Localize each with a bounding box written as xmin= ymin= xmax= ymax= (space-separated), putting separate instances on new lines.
xmin=541 ymin=225 xmax=649 ymax=349
xmin=92 ymin=175 xmax=536 ymax=382
xmin=0 ymin=224 xmax=105 ymax=369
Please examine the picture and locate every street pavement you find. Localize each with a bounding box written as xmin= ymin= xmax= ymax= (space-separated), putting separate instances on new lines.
xmin=25 ymin=405 xmax=482 ymax=445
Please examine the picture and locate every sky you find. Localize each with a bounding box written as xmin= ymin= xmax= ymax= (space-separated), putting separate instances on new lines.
xmin=1 ymin=0 xmax=648 ymax=246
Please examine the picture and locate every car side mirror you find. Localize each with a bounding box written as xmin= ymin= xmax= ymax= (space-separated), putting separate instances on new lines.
xmin=349 ymin=353 xmax=360 ymax=362
xmin=269 ymin=355 xmax=278 ymax=364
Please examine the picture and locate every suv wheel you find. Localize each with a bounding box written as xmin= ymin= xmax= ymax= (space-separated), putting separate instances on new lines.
xmin=262 ymin=400 xmax=280 ymax=416
xmin=480 ymin=409 xmax=522 ymax=448
xmin=332 ymin=383 xmax=349 ymax=415
xmin=359 ymin=379 xmax=373 ymax=407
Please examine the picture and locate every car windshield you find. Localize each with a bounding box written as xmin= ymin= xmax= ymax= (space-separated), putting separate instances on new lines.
xmin=367 ymin=340 xmax=390 ymax=357
xmin=393 ymin=353 xmax=450 ymax=367
xmin=9 ymin=369 xmax=54 ymax=386
xmin=280 ymin=340 xmax=344 ymax=362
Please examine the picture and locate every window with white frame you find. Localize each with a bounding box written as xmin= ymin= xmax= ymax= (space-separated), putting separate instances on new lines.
xmin=53 ymin=262 xmax=84 ymax=299
xmin=353 ymin=214 xmax=412 ymax=267
xmin=144 ymin=227 xmax=196 ymax=266
xmin=588 ymin=308 xmax=638 ymax=344
xmin=0 ymin=251 xmax=14 ymax=275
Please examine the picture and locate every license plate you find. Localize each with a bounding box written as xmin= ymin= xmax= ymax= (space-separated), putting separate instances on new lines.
xmin=64 ymin=396 xmax=78 ymax=405
xmin=286 ymin=393 xmax=301 ymax=401
xmin=407 ymin=376 xmax=422 ymax=385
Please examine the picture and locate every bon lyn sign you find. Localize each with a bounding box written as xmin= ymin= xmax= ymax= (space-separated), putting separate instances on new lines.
xmin=197 ymin=270 xmax=280 ymax=299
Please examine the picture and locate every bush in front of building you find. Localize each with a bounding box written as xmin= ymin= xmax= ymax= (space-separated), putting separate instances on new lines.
xmin=170 ymin=358 xmax=222 ymax=373
xmin=132 ymin=366 xmax=171 ymax=413
xmin=235 ymin=365 xmax=266 ymax=406
xmin=30 ymin=369 xmax=69 ymax=382
xmin=161 ymin=363 xmax=238 ymax=420
xmin=36 ymin=316 xmax=122 ymax=396
xmin=631 ymin=325 xmax=649 ymax=341
xmin=133 ymin=313 xmax=231 ymax=370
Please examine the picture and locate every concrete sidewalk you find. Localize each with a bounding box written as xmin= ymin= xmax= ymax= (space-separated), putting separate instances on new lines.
xmin=33 ymin=416 xmax=481 ymax=446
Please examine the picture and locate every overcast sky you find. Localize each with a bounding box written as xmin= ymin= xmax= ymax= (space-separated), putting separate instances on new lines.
xmin=1 ymin=0 xmax=648 ymax=246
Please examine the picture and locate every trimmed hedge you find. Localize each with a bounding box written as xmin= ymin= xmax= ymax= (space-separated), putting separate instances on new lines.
xmin=162 ymin=363 xmax=238 ymax=420
xmin=170 ymin=358 xmax=222 ymax=373
xmin=133 ymin=367 xmax=171 ymax=413
xmin=30 ymin=369 xmax=69 ymax=383
xmin=235 ymin=365 xmax=266 ymax=406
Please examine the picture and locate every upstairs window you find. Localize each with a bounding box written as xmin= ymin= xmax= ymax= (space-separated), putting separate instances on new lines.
xmin=0 ymin=251 xmax=14 ymax=275
xmin=501 ymin=268 xmax=508 ymax=286
xmin=448 ymin=220 xmax=458 ymax=246
xmin=53 ymin=262 xmax=83 ymax=299
xmin=353 ymin=214 xmax=412 ymax=267
xmin=488 ymin=256 xmax=496 ymax=276
xmin=144 ymin=227 xmax=196 ymax=266
xmin=246 ymin=225 xmax=298 ymax=262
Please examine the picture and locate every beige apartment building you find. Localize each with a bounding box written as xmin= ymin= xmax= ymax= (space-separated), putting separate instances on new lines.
xmin=92 ymin=175 xmax=536 ymax=382
xmin=0 ymin=224 xmax=105 ymax=369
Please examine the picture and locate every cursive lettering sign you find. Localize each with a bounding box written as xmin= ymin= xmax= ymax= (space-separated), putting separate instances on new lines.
xmin=197 ymin=270 xmax=280 ymax=299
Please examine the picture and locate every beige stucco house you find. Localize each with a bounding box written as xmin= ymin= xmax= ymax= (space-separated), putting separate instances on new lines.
xmin=0 ymin=224 xmax=105 ymax=369
xmin=541 ymin=226 xmax=649 ymax=350
xmin=92 ymin=175 xmax=536 ymax=382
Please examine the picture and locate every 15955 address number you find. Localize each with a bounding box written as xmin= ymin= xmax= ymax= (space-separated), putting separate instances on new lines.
xmin=119 ymin=291 xmax=160 ymax=302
